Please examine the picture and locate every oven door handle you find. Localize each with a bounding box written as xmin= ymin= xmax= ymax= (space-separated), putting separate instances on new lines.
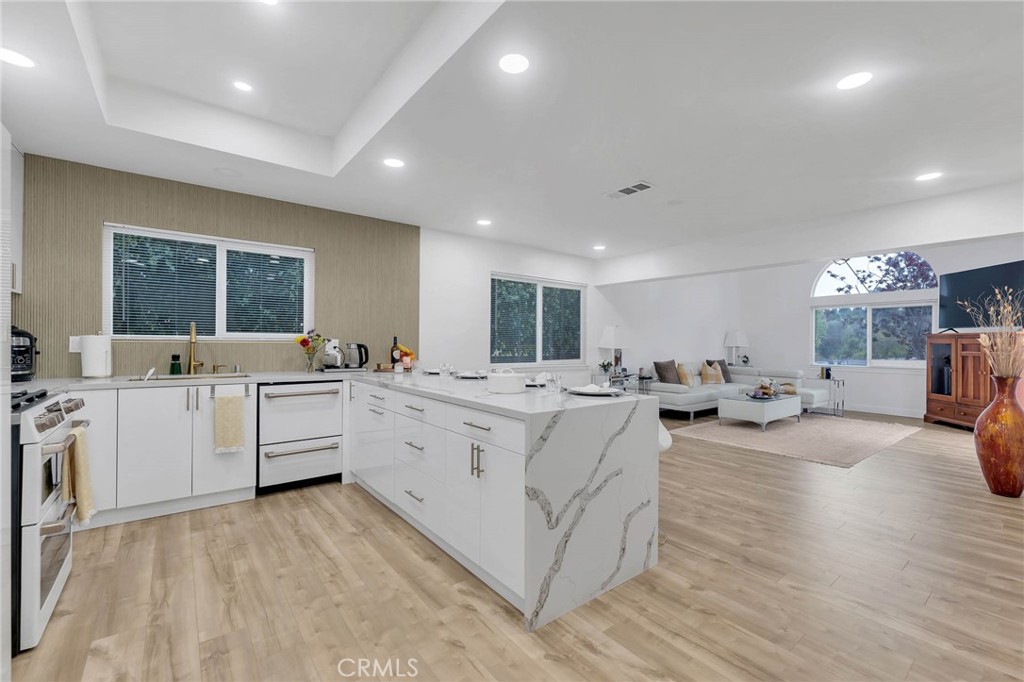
xmin=39 ymin=503 xmax=76 ymax=536
xmin=41 ymin=433 xmax=77 ymax=456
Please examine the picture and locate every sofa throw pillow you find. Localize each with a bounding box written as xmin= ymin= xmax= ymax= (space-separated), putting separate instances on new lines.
xmin=701 ymin=361 xmax=724 ymax=385
xmin=676 ymin=363 xmax=695 ymax=386
xmin=653 ymin=359 xmax=681 ymax=384
xmin=781 ymin=382 xmax=798 ymax=395
xmin=706 ymin=358 xmax=732 ymax=383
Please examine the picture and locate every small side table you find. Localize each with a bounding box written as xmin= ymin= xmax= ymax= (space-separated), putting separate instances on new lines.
xmin=828 ymin=378 xmax=846 ymax=417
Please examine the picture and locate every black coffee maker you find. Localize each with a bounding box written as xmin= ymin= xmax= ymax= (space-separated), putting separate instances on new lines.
xmin=11 ymin=325 xmax=39 ymax=382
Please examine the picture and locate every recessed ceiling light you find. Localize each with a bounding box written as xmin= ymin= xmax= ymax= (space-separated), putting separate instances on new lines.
xmin=0 ymin=48 xmax=35 ymax=68
xmin=383 ymin=158 xmax=405 ymax=168
xmin=476 ymin=219 xmax=492 ymax=226
xmin=593 ymin=245 xmax=606 ymax=251
xmin=836 ymin=72 xmax=873 ymax=90
xmin=915 ymin=171 xmax=943 ymax=182
xmin=499 ymin=54 xmax=530 ymax=74
xmin=233 ymin=80 xmax=253 ymax=92
xmin=260 ymin=0 xmax=278 ymax=4
xmin=213 ymin=167 xmax=242 ymax=177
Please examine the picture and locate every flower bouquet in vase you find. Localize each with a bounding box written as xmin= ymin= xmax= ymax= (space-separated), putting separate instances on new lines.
xmin=295 ymin=329 xmax=327 ymax=373
xmin=959 ymin=286 xmax=1024 ymax=497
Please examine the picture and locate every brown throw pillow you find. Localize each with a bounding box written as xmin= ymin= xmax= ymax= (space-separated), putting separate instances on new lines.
xmin=781 ymin=383 xmax=798 ymax=395
xmin=676 ymin=363 xmax=695 ymax=386
xmin=701 ymin=361 xmax=724 ymax=385
xmin=653 ymin=359 xmax=681 ymax=384
xmin=706 ymin=358 xmax=732 ymax=383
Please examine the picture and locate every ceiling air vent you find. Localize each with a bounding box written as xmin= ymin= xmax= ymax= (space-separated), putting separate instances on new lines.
xmin=606 ymin=180 xmax=655 ymax=199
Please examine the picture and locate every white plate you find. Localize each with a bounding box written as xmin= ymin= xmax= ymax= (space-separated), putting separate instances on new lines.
xmin=568 ymin=387 xmax=624 ymax=397
xmin=455 ymin=372 xmax=487 ymax=379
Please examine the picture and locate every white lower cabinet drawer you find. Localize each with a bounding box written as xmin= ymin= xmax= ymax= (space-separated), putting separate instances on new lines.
xmin=259 ymin=435 xmax=343 ymax=487
xmin=394 ymin=461 xmax=443 ymax=532
xmin=393 ymin=394 xmax=445 ymax=428
xmin=394 ymin=415 xmax=446 ymax=482
xmin=259 ymin=383 xmax=344 ymax=444
xmin=353 ymin=401 xmax=395 ymax=433
xmin=445 ymin=403 xmax=526 ymax=454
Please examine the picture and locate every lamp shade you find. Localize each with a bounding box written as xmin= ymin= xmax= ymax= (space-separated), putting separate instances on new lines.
xmin=723 ymin=330 xmax=749 ymax=348
xmin=598 ymin=326 xmax=618 ymax=349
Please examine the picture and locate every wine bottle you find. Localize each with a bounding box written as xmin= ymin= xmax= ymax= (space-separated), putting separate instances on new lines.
xmin=391 ymin=336 xmax=401 ymax=366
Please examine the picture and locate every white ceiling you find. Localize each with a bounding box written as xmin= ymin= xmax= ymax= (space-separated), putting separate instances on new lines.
xmin=2 ymin=1 xmax=1021 ymax=260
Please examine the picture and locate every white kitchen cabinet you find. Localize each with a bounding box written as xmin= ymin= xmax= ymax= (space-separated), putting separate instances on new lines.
xmin=350 ymin=382 xmax=394 ymax=501
xmin=442 ymin=432 xmax=481 ymax=562
xmin=479 ymin=441 xmax=525 ymax=595
xmin=66 ymin=389 xmax=118 ymax=511
xmin=117 ymin=386 xmax=193 ymax=508
xmin=193 ymin=384 xmax=257 ymax=496
xmin=118 ymin=383 xmax=257 ymax=508
xmin=11 ymin=141 xmax=23 ymax=294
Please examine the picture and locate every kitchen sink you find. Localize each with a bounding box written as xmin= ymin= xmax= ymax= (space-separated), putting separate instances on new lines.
xmin=128 ymin=373 xmax=251 ymax=381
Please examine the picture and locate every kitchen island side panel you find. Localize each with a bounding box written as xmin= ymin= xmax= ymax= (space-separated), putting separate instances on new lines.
xmin=523 ymin=397 xmax=659 ymax=631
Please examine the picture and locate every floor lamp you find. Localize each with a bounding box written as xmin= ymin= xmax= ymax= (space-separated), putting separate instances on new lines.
xmin=724 ymin=330 xmax=749 ymax=366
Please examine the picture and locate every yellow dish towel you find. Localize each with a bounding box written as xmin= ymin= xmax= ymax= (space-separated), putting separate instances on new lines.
xmin=61 ymin=426 xmax=96 ymax=525
xmin=215 ymin=395 xmax=245 ymax=454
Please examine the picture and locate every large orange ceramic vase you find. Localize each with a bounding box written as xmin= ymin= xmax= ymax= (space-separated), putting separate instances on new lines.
xmin=974 ymin=377 xmax=1024 ymax=498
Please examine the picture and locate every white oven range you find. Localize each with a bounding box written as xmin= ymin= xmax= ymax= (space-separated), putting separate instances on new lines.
xmin=10 ymin=391 xmax=89 ymax=653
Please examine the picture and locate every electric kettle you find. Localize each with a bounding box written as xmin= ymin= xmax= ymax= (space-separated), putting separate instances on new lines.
xmin=344 ymin=342 xmax=369 ymax=368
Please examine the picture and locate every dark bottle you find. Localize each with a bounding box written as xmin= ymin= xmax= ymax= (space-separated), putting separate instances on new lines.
xmin=169 ymin=354 xmax=182 ymax=375
xmin=391 ymin=336 xmax=401 ymax=366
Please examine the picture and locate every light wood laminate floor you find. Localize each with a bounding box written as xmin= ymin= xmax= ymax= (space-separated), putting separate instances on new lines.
xmin=13 ymin=412 xmax=1024 ymax=682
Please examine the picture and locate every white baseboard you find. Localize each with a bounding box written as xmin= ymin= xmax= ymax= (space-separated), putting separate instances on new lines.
xmin=82 ymin=488 xmax=255 ymax=529
xmin=843 ymin=403 xmax=924 ymax=419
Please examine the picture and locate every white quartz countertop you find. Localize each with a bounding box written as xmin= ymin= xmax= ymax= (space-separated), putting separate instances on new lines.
xmin=351 ymin=372 xmax=656 ymax=419
xmin=14 ymin=369 xmax=366 ymax=395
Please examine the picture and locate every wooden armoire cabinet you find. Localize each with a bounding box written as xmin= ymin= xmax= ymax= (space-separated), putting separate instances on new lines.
xmin=925 ymin=333 xmax=993 ymax=428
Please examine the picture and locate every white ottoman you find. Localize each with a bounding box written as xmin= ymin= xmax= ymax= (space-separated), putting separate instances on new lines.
xmin=718 ymin=394 xmax=801 ymax=431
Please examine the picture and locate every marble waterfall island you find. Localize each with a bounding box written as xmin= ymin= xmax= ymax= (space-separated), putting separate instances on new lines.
xmin=347 ymin=373 xmax=659 ymax=631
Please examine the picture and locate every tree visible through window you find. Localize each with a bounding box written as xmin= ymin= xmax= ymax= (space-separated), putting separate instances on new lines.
xmin=491 ymin=276 xmax=583 ymax=364
xmin=813 ymin=252 xmax=936 ymax=366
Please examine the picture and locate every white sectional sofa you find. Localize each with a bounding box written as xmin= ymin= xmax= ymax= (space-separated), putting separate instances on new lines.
xmin=649 ymin=362 xmax=828 ymax=421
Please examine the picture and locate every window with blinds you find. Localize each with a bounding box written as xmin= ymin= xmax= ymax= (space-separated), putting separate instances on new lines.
xmin=104 ymin=223 xmax=314 ymax=339
xmin=490 ymin=276 xmax=584 ymax=364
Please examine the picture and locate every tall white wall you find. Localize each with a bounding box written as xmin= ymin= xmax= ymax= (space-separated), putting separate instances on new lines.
xmin=600 ymin=234 xmax=1023 ymax=417
xmin=418 ymin=228 xmax=597 ymax=385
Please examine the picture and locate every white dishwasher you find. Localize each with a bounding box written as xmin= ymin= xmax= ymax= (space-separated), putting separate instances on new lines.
xmin=258 ymin=382 xmax=345 ymax=489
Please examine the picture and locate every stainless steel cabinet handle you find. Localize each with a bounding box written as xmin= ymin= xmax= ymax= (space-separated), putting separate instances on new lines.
xmin=470 ymin=443 xmax=477 ymax=476
xmin=463 ymin=421 xmax=492 ymax=432
xmin=264 ymin=442 xmax=340 ymax=459
xmin=404 ymin=404 xmax=424 ymax=412
xmin=370 ymin=394 xmax=386 ymax=401
xmin=474 ymin=444 xmax=485 ymax=478
xmin=404 ymin=441 xmax=424 ymax=451
xmin=186 ymin=388 xmax=191 ymax=411
xmin=195 ymin=387 xmax=200 ymax=412
xmin=265 ymin=389 xmax=341 ymax=399
xmin=369 ymin=408 xmax=385 ymax=416
xmin=42 ymin=433 xmax=76 ymax=456
xmin=349 ymin=382 xmax=355 ymax=401
xmin=404 ymin=490 xmax=424 ymax=503
xmin=40 ymin=503 xmax=76 ymax=536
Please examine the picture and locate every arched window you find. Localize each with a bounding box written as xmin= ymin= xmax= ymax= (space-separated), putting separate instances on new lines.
xmin=811 ymin=252 xmax=937 ymax=367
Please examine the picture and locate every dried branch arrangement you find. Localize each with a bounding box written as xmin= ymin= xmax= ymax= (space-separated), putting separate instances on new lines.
xmin=959 ymin=286 xmax=1024 ymax=378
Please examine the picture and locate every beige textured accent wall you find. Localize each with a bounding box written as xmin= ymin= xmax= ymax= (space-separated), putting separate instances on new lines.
xmin=14 ymin=155 xmax=419 ymax=378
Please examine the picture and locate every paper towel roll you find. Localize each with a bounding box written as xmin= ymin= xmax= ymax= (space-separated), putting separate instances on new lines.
xmin=80 ymin=335 xmax=112 ymax=378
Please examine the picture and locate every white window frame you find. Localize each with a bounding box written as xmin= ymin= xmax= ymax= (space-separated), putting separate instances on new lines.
xmin=490 ymin=272 xmax=587 ymax=369
xmin=809 ymin=291 xmax=937 ymax=370
xmin=102 ymin=222 xmax=315 ymax=341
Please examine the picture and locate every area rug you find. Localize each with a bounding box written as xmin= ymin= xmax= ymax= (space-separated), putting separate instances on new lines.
xmin=669 ymin=414 xmax=920 ymax=468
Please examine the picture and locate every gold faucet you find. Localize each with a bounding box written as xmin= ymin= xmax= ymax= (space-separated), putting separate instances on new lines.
xmin=211 ymin=364 xmax=227 ymax=375
xmin=187 ymin=321 xmax=204 ymax=375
